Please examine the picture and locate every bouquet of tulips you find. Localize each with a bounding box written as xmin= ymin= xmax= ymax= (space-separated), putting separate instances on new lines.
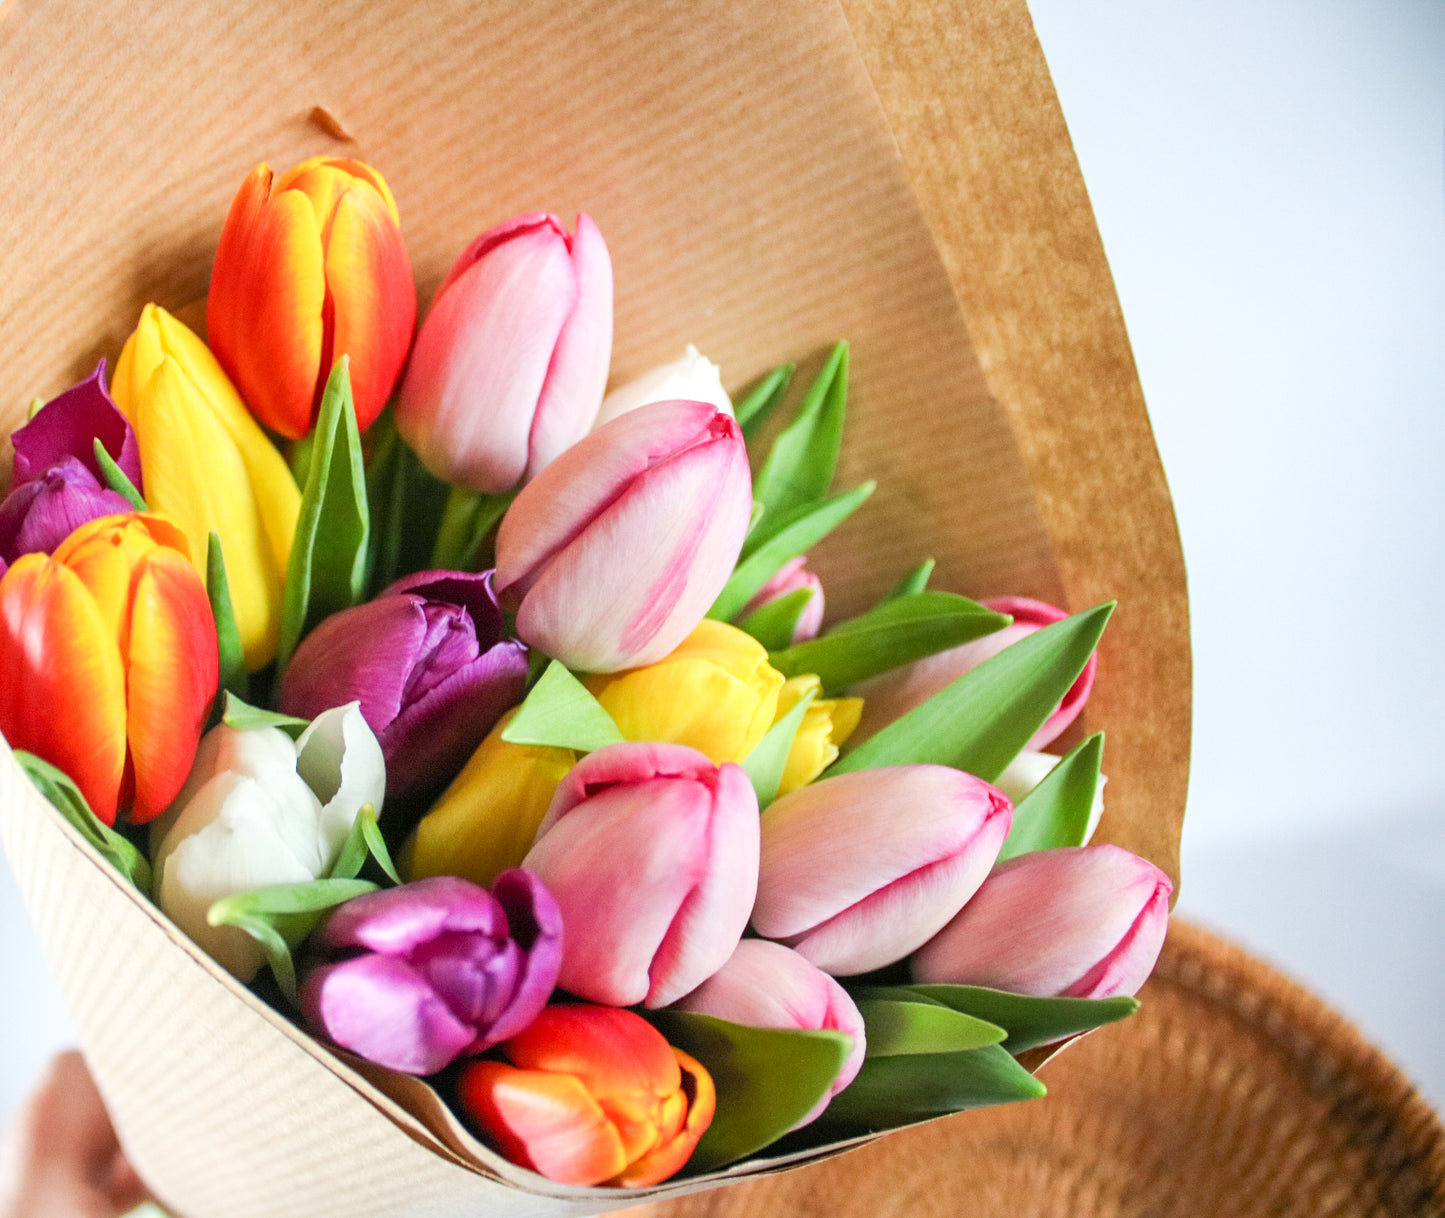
xmin=0 ymin=156 xmax=1172 ymax=1191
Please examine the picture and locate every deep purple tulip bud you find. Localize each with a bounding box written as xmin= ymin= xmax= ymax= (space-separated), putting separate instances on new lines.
xmin=11 ymin=361 xmax=142 ymax=489
xmin=301 ymin=871 xmax=563 ymax=1075
xmin=280 ymin=570 xmax=528 ymax=799
xmin=0 ymin=457 xmax=132 ymax=562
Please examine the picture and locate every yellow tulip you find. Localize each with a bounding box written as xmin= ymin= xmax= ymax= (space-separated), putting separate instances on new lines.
xmin=112 ymin=304 xmax=300 ymax=669
xmin=585 ymin=620 xmax=785 ymax=764
xmin=405 ymin=710 xmax=577 ymax=888
xmin=776 ymin=675 xmax=864 ymax=796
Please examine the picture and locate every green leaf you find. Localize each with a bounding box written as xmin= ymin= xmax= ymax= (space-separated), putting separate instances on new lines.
xmin=886 ymin=558 xmax=935 ymax=600
xmin=430 ymin=486 xmax=515 ymax=571
xmin=205 ymin=533 xmax=248 ymax=701
xmin=736 ymin=586 xmax=816 ymax=652
xmin=769 ymin=592 xmax=1011 ymax=692
xmin=821 ymin=1043 xmax=1045 ymax=1130
xmin=222 ymin=693 xmax=310 ymax=737
xmin=215 ymin=910 xmax=302 ymax=999
xmin=900 ymin=983 xmax=1139 ymax=1054
xmin=14 ymin=751 xmax=151 ymax=894
xmin=751 ymin=343 xmax=848 ymax=528
xmin=500 ymin=661 xmax=624 ymax=753
xmin=853 ymin=997 xmax=1005 ymax=1057
xmin=648 ymin=1011 xmax=852 ymax=1172
xmin=735 ymin=362 xmax=795 ymax=440
xmin=277 ymin=357 xmax=370 ymax=671
xmin=998 ymin=733 xmax=1105 ymax=862
xmin=27 ymin=396 xmax=45 ymax=420
xmin=330 ymin=804 xmax=400 ymax=884
xmin=739 ymin=683 xmax=816 ymax=808
xmin=92 ymin=438 xmax=147 ymax=510
xmin=830 ymin=603 xmax=1113 ymax=782
xmin=711 ymin=482 xmax=875 ymax=622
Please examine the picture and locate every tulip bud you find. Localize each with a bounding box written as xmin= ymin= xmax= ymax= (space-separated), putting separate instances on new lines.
xmin=754 ymin=765 xmax=1011 ymax=976
xmin=209 ymin=157 xmax=416 ymax=438
xmin=912 ymin=845 xmax=1171 ymax=1000
xmin=457 ymin=1005 xmax=715 ymax=1187
xmin=674 ymin=939 xmax=865 ymax=1126
xmin=741 ymin=556 xmax=825 ymax=644
xmin=154 ymin=705 xmax=385 ymax=981
xmin=397 ymin=212 xmax=612 ymax=492
xmin=0 ymin=458 xmax=133 ymax=562
xmin=112 ymin=304 xmax=301 ymax=670
xmin=301 ymin=871 xmax=562 ymax=1075
xmin=0 ymin=513 xmax=217 ymax=826
xmin=853 ymin=595 xmax=1097 ymax=750
xmin=523 ymin=742 xmax=759 ymax=1008
xmin=495 ymin=401 xmax=753 ymax=672
xmin=280 ymin=570 xmax=528 ymax=799
xmin=595 ymin=345 xmax=731 ymax=429
xmin=584 ymin=619 xmax=785 ymax=764
xmin=995 ymin=749 xmax=1108 ymax=844
xmin=775 ymin=674 xmax=863 ymax=797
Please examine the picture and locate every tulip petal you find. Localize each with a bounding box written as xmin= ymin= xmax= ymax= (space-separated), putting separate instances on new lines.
xmin=294 ymin=703 xmax=387 ymax=860
xmin=11 ymin=361 xmax=142 ymax=489
xmin=480 ymin=869 xmax=565 ymax=1048
xmin=0 ymin=460 xmax=132 ymax=561
xmin=610 ymin=1048 xmax=715 ymax=1187
xmin=317 ymin=875 xmax=505 ymax=956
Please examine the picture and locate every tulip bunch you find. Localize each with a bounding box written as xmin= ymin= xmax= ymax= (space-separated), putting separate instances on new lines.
xmin=0 ymin=151 xmax=1175 ymax=1194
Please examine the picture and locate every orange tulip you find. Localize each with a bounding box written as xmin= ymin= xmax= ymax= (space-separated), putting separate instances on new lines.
xmin=457 ymin=1006 xmax=715 ymax=1188
xmin=0 ymin=513 xmax=217 ymax=826
xmin=208 ymin=156 xmax=416 ymax=438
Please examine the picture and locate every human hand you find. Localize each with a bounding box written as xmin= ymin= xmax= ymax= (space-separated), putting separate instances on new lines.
xmin=0 ymin=1051 xmax=152 ymax=1218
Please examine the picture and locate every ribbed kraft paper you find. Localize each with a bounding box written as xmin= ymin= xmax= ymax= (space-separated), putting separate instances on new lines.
xmin=0 ymin=1 xmax=1190 ymax=1216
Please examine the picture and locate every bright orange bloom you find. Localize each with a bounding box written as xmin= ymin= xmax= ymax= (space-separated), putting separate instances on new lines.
xmin=457 ymin=1006 xmax=715 ymax=1188
xmin=0 ymin=513 xmax=217 ymax=825
xmin=208 ymin=156 xmax=415 ymax=438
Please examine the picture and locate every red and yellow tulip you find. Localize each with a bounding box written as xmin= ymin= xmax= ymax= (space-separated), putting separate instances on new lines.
xmin=208 ymin=156 xmax=416 ymax=438
xmin=0 ymin=513 xmax=217 ymax=826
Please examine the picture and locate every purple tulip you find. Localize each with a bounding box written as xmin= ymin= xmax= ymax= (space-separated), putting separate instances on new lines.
xmin=280 ymin=570 xmax=528 ymax=799
xmin=301 ymin=871 xmax=563 ymax=1076
xmin=0 ymin=458 xmax=133 ymax=562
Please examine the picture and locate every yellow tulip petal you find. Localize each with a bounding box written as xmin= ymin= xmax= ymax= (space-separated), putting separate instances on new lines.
xmin=775 ymin=675 xmax=864 ymax=796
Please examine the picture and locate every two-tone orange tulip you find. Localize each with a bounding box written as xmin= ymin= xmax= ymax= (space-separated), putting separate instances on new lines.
xmin=208 ymin=156 xmax=416 ymax=438
xmin=0 ymin=513 xmax=217 ymax=826
xmin=457 ymin=1006 xmax=715 ymax=1188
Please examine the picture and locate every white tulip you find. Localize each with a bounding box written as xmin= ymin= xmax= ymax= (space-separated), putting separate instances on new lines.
xmin=594 ymin=345 xmax=731 ymax=428
xmin=995 ymin=750 xmax=1108 ymax=844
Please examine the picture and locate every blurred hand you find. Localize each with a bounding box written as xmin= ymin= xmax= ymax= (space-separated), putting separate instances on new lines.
xmin=0 ymin=1052 xmax=151 ymax=1218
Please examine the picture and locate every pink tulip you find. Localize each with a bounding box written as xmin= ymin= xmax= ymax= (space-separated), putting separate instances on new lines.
xmin=396 ymin=212 xmax=612 ymax=492
xmin=521 ymin=741 xmax=759 ymax=1008
xmin=853 ymin=595 xmax=1097 ymax=750
xmin=911 ymin=844 xmax=1172 ymax=999
xmin=494 ymin=401 xmax=753 ymax=672
xmin=741 ymin=556 xmax=824 ymax=643
xmin=674 ymin=939 xmax=864 ymax=1126
xmin=753 ymin=765 xmax=1012 ymax=976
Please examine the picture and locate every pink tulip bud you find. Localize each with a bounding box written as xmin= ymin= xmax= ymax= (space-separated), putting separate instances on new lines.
xmin=674 ymin=939 xmax=865 ymax=1126
xmin=741 ymin=556 xmax=824 ymax=643
xmin=753 ymin=765 xmax=1011 ymax=976
xmin=853 ymin=595 xmax=1097 ymax=750
xmin=397 ymin=213 xmax=613 ymax=492
xmin=912 ymin=844 xmax=1172 ymax=999
xmin=522 ymin=742 xmax=759 ymax=1008
xmin=494 ymin=401 xmax=753 ymax=672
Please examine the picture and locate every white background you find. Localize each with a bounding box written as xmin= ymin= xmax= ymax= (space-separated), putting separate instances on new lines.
xmin=2 ymin=0 xmax=1443 ymax=1127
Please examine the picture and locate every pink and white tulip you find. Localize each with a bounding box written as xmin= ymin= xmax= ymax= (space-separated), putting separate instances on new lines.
xmin=853 ymin=595 xmax=1097 ymax=750
xmin=741 ymin=556 xmax=825 ymax=643
xmin=522 ymin=742 xmax=759 ymax=1008
xmin=397 ymin=212 xmax=612 ymax=492
xmin=494 ymin=401 xmax=753 ymax=672
xmin=912 ymin=844 xmax=1172 ymax=999
xmin=595 ymin=345 xmax=731 ymax=429
xmin=753 ymin=765 xmax=1012 ymax=976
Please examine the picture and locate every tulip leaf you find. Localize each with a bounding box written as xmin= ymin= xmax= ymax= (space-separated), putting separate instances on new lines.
xmin=710 ymin=482 xmax=875 ymax=622
xmin=501 ymin=661 xmax=625 ymax=753
xmin=735 ymin=361 xmax=795 ymax=440
xmin=998 ymin=733 xmax=1105 ymax=862
xmin=27 ymin=396 xmax=45 ymax=420
xmin=751 ymin=342 xmax=848 ymax=528
xmin=896 ymin=983 xmax=1140 ymax=1054
xmin=740 ymin=683 xmax=816 ymax=808
xmin=648 ymin=1011 xmax=852 ymax=1173
xmin=430 ymin=487 xmax=515 ymax=571
xmin=886 ymin=558 xmax=936 ymax=601
xmin=737 ymin=586 xmax=816 ymax=652
xmin=769 ymin=592 xmax=1011 ymax=692
xmin=205 ymin=532 xmax=248 ymax=702
xmin=277 ymin=357 xmax=370 ymax=671
xmin=820 ymin=1043 xmax=1045 ymax=1130
xmin=14 ymin=750 xmax=151 ymax=894
xmin=830 ymin=603 xmax=1113 ymax=782
xmin=852 ymin=997 xmax=1005 ymax=1057
xmin=222 ymin=693 xmax=310 ymax=739
xmin=92 ymin=437 xmax=147 ymax=510
xmin=332 ymin=805 xmax=401 ymax=885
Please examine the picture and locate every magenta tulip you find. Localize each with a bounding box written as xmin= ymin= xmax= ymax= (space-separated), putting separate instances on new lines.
xmin=753 ymin=765 xmax=1012 ymax=976
xmin=396 ymin=212 xmax=612 ymax=493
xmin=741 ymin=556 xmax=824 ymax=643
xmin=911 ymin=844 xmax=1172 ymax=1000
xmin=301 ymin=871 xmax=563 ymax=1075
xmin=522 ymin=742 xmax=759 ymax=1008
xmin=494 ymin=401 xmax=753 ymax=672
